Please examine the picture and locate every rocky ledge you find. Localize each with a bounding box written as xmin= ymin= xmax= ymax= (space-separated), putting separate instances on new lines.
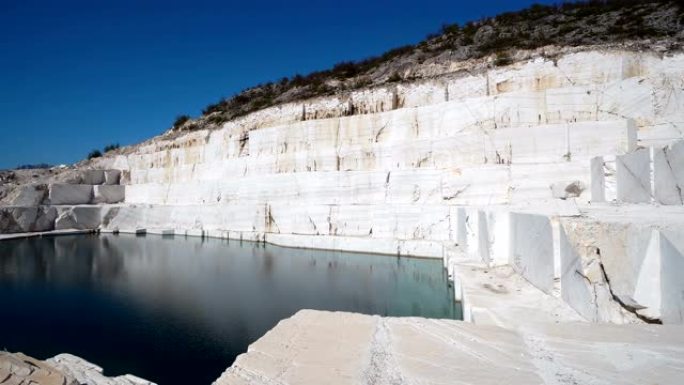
xmin=0 ymin=352 xmax=154 ymax=385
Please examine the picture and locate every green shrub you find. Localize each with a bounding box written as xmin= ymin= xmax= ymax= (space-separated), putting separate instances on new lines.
xmin=87 ymin=150 xmax=102 ymax=159
xmin=103 ymin=143 xmax=120 ymax=153
xmin=441 ymin=23 xmax=460 ymax=35
xmin=332 ymin=61 xmax=360 ymax=79
xmin=173 ymin=115 xmax=191 ymax=129
xmin=202 ymin=101 xmax=225 ymax=115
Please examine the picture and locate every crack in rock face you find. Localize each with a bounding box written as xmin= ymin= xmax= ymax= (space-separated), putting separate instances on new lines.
xmin=364 ymin=318 xmax=405 ymax=385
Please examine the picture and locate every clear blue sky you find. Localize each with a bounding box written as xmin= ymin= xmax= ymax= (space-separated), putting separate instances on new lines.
xmin=0 ymin=0 xmax=557 ymax=169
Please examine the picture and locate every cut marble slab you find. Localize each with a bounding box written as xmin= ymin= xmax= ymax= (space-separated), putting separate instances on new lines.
xmin=49 ymin=184 xmax=93 ymax=205
xmin=653 ymin=141 xmax=684 ymax=205
xmin=92 ymin=185 xmax=125 ymax=204
xmin=616 ymin=148 xmax=651 ymax=203
xmin=510 ymin=212 xmax=555 ymax=293
xmin=215 ymin=309 xmax=684 ymax=385
xmin=104 ymin=169 xmax=121 ymax=185
xmin=81 ymin=170 xmax=105 ymax=185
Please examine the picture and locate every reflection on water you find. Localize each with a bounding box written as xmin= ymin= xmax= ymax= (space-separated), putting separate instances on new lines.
xmin=0 ymin=234 xmax=460 ymax=385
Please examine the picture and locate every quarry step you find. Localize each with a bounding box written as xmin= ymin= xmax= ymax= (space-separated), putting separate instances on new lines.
xmin=449 ymin=261 xmax=586 ymax=326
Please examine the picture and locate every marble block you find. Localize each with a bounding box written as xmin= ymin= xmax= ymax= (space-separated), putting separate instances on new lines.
xmin=92 ymin=185 xmax=125 ymax=204
xmin=616 ymin=148 xmax=651 ymax=203
xmin=510 ymin=213 xmax=554 ymax=293
xmin=81 ymin=170 xmax=105 ymax=185
xmin=653 ymin=141 xmax=684 ymax=205
xmin=590 ymin=156 xmax=605 ymax=203
xmin=104 ymin=169 xmax=121 ymax=185
xmin=49 ymin=184 xmax=93 ymax=205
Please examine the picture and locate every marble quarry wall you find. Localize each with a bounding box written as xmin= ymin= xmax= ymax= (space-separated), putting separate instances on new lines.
xmin=3 ymin=49 xmax=684 ymax=325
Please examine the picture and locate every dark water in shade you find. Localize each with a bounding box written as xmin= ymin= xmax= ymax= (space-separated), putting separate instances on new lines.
xmin=0 ymin=234 xmax=460 ymax=385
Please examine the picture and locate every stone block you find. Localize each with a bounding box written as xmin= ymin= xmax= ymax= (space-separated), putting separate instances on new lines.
xmin=54 ymin=211 xmax=77 ymax=230
xmin=33 ymin=206 xmax=58 ymax=231
xmin=0 ymin=206 xmax=56 ymax=233
xmin=510 ymin=213 xmax=554 ymax=293
xmin=559 ymin=225 xmax=595 ymax=321
xmin=590 ymin=156 xmax=605 ymax=203
xmin=4 ymin=184 xmax=48 ymax=206
xmin=633 ymin=230 xmax=664 ymax=321
xmin=653 ymin=141 xmax=684 ymax=205
xmin=54 ymin=206 xmax=102 ymax=230
xmin=477 ymin=210 xmax=491 ymax=264
xmin=92 ymin=185 xmax=125 ymax=204
xmin=104 ymin=170 xmax=121 ymax=185
xmin=81 ymin=170 xmax=105 ymax=185
xmin=471 ymin=210 xmax=511 ymax=266
xmin=449 ymin=206 xmax=467 ymax=246
xmin=660 ymin=233 xmax=684 ymax=324
xmin=49 ymin=184 xmax=93 ymax=205
xmin=634 ymin=230 xmax=684 ymax=324
xmin=616 ymin=148 xmax=651 ymax=203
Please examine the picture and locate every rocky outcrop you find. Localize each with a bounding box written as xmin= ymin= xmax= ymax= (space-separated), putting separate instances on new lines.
xmin=0 ymin=352 xmax=78 ymax=385
xmin=0 ymin=352 xmax=155 ymax=385
xmin=46 ymin=354 xmax=154 ymax=385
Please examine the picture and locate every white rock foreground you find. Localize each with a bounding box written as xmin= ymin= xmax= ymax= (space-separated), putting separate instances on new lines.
xmin=3 ymin=309 xmax=682 ymax=385
xmin=217 ymin=310 xmax=684 ymax=385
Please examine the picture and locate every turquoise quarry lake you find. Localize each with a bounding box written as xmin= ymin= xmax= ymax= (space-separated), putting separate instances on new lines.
xmin=0 ymin=234 xmax=460 ymax=385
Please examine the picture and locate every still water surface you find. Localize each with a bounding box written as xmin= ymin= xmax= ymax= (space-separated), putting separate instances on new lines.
xmin=0 ymin=234 xmax=459 ymax=385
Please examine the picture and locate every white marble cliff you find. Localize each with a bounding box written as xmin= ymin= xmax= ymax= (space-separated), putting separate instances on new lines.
xmin=2 ymin=46 xmax=684 ymax=384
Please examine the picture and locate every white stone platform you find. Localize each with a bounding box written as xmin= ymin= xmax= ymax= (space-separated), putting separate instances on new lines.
xmin=215 ymin=309 xmax=684 ymax=385
xmin=450 ymin=262 xmax=585 ymax=327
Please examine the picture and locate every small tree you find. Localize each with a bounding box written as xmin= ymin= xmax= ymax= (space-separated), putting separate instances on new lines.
xmin=87 ymin=150 xmax=102 ymax=159
xmin=173 ymin=115 xmax=191 ymax=129
xmin=103 ymin=143 xmax=120 ymax=153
